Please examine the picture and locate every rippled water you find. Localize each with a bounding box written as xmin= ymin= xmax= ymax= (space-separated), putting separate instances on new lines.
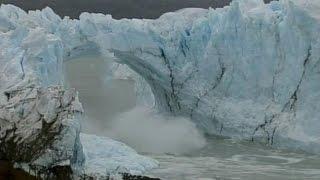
xmin=147 ymin=136 xmax=320 ymax=180
xmin=65 ymin=53 xmax=320 ymax=180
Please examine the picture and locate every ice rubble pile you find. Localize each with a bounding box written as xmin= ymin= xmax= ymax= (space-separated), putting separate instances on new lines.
xmin=0 ymin=0 xmax=320 ymax=177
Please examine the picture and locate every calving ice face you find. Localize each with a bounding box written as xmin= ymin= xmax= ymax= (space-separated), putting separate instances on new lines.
xmin=0 ymin=0 xmax=320 ymax=179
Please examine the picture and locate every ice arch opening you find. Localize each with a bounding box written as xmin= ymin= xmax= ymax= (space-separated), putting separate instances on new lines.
xmin=63 ymin=48 xmax=206 ymax=154
xmin=56 ymin=0 xmax=320 ymax=155
xmin=58 ymin=0 xmax=320 ymax=155
xmin=64 ymin=51 xmax=137 ymax=135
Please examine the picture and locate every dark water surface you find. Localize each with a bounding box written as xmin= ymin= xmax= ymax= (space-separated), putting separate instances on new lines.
xmin=2 ymin=0 xmax=274 ymax=19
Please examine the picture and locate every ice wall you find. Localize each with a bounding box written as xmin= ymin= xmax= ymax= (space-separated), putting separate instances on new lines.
xmin=0 ymin=4 xmax=156 ymax=178
xmin=77 ymin=0 xmax=320 ymax=153
xmin=0 ymin=0 xmax=320 ymax=176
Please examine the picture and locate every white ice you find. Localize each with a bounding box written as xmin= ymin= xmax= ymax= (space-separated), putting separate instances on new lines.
xmin=80 ymin=133 xmax=158 ymax=176
xmin=1 ymin=0 xmax=320 ymax=176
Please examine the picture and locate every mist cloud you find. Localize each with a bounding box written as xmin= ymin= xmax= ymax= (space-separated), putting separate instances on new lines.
xmin=107 ymin=107 xmax=206 ymax=154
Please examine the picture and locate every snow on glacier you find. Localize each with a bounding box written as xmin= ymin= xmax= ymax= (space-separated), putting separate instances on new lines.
xmin=1 ymin=0 xmax=320 ymax=176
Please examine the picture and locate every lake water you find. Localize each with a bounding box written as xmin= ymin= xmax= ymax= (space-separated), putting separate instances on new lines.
xmin=64 ymin=54 xmax=320 ymax=180
xmin=147 ymin=137 xmax=320 ymax=180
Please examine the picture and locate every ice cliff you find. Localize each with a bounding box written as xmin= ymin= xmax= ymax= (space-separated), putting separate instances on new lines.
xmin=0 ymin=3 xmax=157 ymax=178
xmin=79 ymin=0 xmax=320 ymax=153
xmin=0 ymin=0 xmax=320 ymax=177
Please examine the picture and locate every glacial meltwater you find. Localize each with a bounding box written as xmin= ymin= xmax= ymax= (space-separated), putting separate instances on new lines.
xmin=146 ymin=137 xmax=320 ymax=180
xmin=64 ymin=53 xmax=320 ymax=180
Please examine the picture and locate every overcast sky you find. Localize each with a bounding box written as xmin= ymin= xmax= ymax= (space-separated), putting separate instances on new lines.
xmin=2 ymin=0 xmax=273 ymax=19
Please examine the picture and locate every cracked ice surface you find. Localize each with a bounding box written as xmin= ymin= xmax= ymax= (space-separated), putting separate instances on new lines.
xmin=1 ymin=0 xmax=320 ymax=176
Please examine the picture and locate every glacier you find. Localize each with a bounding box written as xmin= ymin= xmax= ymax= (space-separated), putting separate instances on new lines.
xmin=0 ymin=0 xmax=320 ymax=177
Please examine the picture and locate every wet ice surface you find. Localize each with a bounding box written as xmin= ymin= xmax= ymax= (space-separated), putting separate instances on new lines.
xmin=64 ymin=54 xmax=320 ymax=180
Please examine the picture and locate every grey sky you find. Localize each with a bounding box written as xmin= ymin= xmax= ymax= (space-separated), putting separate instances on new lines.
xmin=2 ymin=0 xmax=274 ymax=19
